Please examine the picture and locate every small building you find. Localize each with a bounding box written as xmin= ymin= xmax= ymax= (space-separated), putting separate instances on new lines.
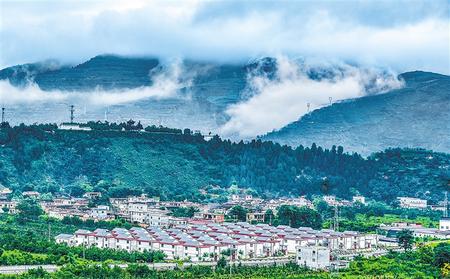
xmin=246 ymin=212 xmax=265 ymax=223
xmin=83 ymin=192 xmax=102 ymax=200
xmin=59 ymin=123 xmax=92 ymax=131
xmin=323 ymin=195 xmax=338 ymax=206
xmin=90 ymin=205 xmax=112 ymax=220
xmin=439 ymin=217 xmax=450 ymax=231
xmin=0 ymin=200 xmax=18 ymax=214
xmin=378 ymin=236 xmax=399 ymax=248
xmin=55 ymin=234 xmax=76 ymax=245
xmin=297 ymin=246 xmax=330 ymax=269
xmin=22 ymin=191 xmax=40 ymax=198
xmin=0 ymin=185 xmax=12 ymax=199
xmin=352 ymin=196 xmax=366 ymax=205
xmin=397 ymin=197 xmax=427 ymax=209
xmin=194 ymin=212 xmax=225 ymax=223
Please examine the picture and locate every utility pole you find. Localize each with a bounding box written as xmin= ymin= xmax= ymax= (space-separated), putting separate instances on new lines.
xmin=444 ymin=191 xmax=448 ymax=218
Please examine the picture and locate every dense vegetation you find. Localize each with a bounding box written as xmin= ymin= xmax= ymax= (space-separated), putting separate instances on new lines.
xmin=0 ymin=123 xmax=448 ymax=202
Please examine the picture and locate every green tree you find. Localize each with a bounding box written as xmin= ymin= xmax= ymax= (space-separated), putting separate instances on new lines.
xmin=228 ymin=206 xmax=248 ymax=222
xmin=397 ymin=229 xmax=414 ymax=251
xmin=433 ymin=243 xmax=450 ymax=267
xmin=16 ymin=198 xmax=43 ymax=222
xmin=277 ymin=205 xmax=322 ymax=229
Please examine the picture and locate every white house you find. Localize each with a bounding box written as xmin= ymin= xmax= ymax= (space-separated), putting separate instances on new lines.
xmin=297 ymin=246 xmax=330 ymax=269
xmin=439 ymin=217 xmax=450 ymax=231
xmin=90 ymin=205 xmax=112 ymax=220
xmin=397 ymin=197 xmax=427 ymax=209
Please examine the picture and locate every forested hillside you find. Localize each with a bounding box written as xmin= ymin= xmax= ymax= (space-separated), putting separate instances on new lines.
xmin=262 ymin=71 xmax=450 ymax=155
xmin=0 ymin=124 xmax=448 ymax=202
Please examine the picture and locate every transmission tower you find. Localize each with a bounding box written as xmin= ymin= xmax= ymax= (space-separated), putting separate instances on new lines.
xmin=70 ymin=105 xmax=75 ymax=123
xmin=333 ymin=205 xmax=339 ymax=231
xmin=307 ymin=103 xmax=311 ymax=113
xmin=329 ymin=97 xmax=333 ymax=104
xmin=1 ymin=107 xmax=4 ymax=123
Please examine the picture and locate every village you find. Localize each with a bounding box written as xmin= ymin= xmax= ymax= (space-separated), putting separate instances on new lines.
xmin=1 ymin=184 xmax=449 ymax=270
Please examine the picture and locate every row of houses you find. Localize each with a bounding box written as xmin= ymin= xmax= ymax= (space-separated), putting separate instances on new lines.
xmin=379 ymin=219 xmax=450 ymax=239
xmin=56 ymin=221 xmax=383 ymax=263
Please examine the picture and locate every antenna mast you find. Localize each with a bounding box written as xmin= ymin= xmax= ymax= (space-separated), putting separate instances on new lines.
xmin=70 ymin=105 xmax=75 ymax=123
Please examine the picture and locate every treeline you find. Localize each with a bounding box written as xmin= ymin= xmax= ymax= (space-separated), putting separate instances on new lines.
xmin=0 ymin=123 xmax=448 ymax=202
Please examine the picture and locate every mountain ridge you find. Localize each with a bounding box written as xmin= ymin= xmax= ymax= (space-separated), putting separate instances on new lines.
xmin=261 ymin=70 xmax=450 ymax=155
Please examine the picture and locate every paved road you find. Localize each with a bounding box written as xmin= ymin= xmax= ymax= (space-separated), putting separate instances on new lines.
xmin=0 ymin=265 xmax=59 ymax=274
xmin=0 ymin=258 xmax=294 ymax=274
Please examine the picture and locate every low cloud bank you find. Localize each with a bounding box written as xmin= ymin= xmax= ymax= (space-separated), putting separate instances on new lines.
xmin=220 ymin=57 xmax=404 ymax=138
xmin=0 ymin=61 xmax=189 ymax=107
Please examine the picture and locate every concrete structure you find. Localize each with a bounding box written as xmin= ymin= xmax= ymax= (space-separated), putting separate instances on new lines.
xmin=297 ymin=246 xmax=330 ymax=269
xmin=439 ymin=218 xmax=450 ymax=231
xmin=397 ymin=197 xmax=427 ymax=209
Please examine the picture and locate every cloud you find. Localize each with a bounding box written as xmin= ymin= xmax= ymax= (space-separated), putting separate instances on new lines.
xmin=220 ymin=57 xmax=404 ymax=138
xmin=0 ymin=0 xmax=449 ymax=74
xmin=0 ymin=60 xmax=188 ymax=106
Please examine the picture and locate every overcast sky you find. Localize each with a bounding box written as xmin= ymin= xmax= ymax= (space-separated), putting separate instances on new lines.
xmin=0 ymin=0 xmax=449 ymax=73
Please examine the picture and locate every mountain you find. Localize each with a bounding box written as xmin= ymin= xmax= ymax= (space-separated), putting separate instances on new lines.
xmin=0 ymin=124 xmax=448 ymax=203
xmin=1 ymin=56 xmax=449 ymax=155
xmin=262 ymin=71 xmax=450 ymax=155
xmin=0 ymin=55 xmax=262 ymax=131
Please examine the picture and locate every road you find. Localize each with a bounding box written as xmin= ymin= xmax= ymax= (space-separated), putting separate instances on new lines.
xmin=0 ymin=265 xmax=59 ymax=275
xmin=0 ymin=257 xmax=294 ymax=274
